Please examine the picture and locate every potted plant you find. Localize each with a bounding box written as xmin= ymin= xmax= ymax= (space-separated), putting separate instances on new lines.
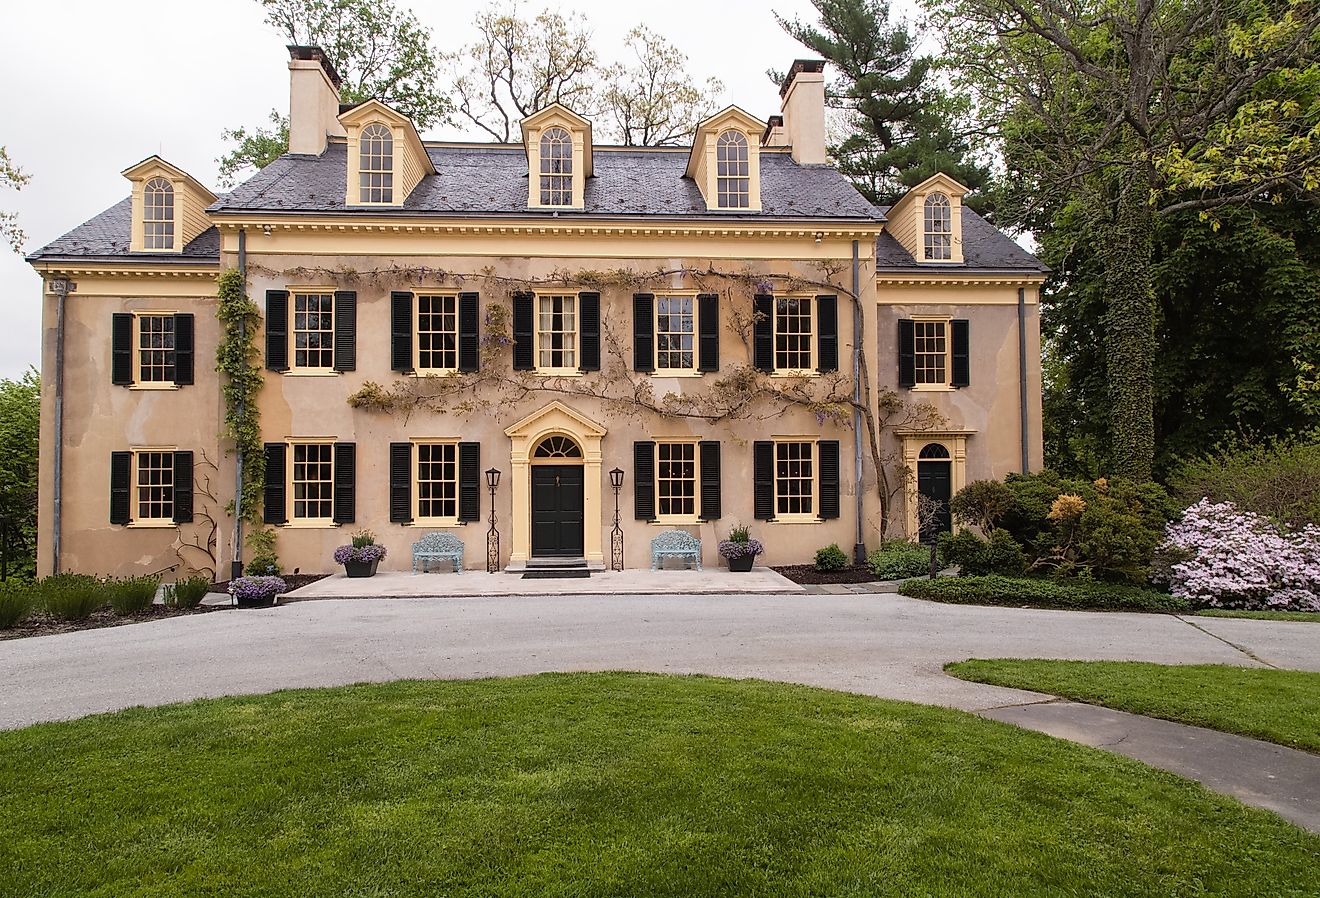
xmin=718 ymin=524 xmax=765 ymax=572
xmin=229 ymin=575 xmax=287 ymax=608
xmin=334 ymin=529 xmax=388 ymax=578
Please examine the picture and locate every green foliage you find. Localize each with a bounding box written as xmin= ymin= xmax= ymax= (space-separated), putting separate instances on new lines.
xmin=39 ymin=574 xmax=105 ymax=622
xmin=900 ymin=575 xmax=1188 ymax=613
xmin=727 ymin=524 xmax=751 ymax=543
xmin=107 ymin=576 xmax=160 ymax=616
xmin=0 ymin=580 xmax=33 ymax=628
xmin=0 ymin=368 xmax=39 ymax=578
xmin=949 ymin=479 xmax=1014 ymax=532
xmin=351 ymin=529 xmax=378 ymax=549
xmin=776 ymin=0 xmax=989 ymax=206
xmin=217 ymin=111 xmax=288 ymax=187
xmin=814 ymin=543 xmax=849 ymax=572
xmin=866 ymin=540 xmax=930 ymax=579
xmin=245 ymin=528 xmax=281 ymax=575
xmin=163 ymin=576 xmax=212 ymax=610
xmin=1171 ymin=433 xmax=1320 ymax=527
xmin=938 ymin=528 xmax=1025 ymax=576
xmin=216 ymin=269 xmax=264 ymax=527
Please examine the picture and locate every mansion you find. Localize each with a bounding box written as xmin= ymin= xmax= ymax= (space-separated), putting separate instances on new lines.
xmin=28 ymin=48 xmax=1045 ymax=578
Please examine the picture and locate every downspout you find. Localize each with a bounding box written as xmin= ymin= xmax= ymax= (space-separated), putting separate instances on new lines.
xmin=52 ymin=280 xmax=67 ymax=574
xmin=852 ymin=240 xmax=865 ymax=564
xmin=1018 ymin=286 xmax=1030 ymax=473
xmin=230 ymin=229 xmax=247 ymax=580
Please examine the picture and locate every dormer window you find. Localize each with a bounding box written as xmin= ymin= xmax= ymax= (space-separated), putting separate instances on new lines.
xmin=359 ymin=123 xmax=394 ymax=204
xmin=716 ymin=131 xmax=750 ymax=209
xmin=143 ymin=178 xmax=175 ymax=250
xmin=924 ymin=193 xmax=953 ymax=260
xmin=539 ymin=127 xmax=574 ymax=206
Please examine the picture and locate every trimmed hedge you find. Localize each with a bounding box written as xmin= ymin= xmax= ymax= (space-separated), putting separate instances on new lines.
xmin=899 ymin=575 xmax=1189 ymax=613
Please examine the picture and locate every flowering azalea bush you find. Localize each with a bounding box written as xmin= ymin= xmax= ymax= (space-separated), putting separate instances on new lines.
xmin=333 ymin=544 xmax=388 ymax=565
xmin=229 ymin=576 xmax=287 ymax=604
xmin=718 ymin=539 xmax=764 ymax=560
xmin=1160 ymin=499 xmax=1320 ymax=611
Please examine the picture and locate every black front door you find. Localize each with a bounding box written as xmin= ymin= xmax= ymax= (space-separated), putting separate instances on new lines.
xmin=531 ymin=465 xmax=585 ymax=557
xmin=917 ymin=461 xmax=953 ymax=543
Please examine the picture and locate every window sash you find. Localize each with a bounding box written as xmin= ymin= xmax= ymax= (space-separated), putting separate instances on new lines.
xmin=143 ymin=178 xmax=174 ymax=250
xmin=914 ymin=320 xmax=948 ymax=386
xmin=536 ymin=294 xmax=577 ymax=370
xmin=137 ymin=314 xmax=176 ymax=383
xmin=292 ymin=293 xmax=335 ymax=370
xmin=655 ymin=295 xmax=696 ymax=370
xmin=775 ymin=441 xmax=815 ymax=517
xmin=415 ymin=442 xmax=458 ymax=521
xmin=416 ymin=295 xmax=458 ymax=371
xmin=539 ymin=128 xmax=574 ymax=206
xmin=924 ymin=196 xmax=952 ymax=260
xmin=135 ymin=451 xmax=174 ymax=521
xmin=290 ymin=443 xmax=334 ymax=521
xmin=716 ymin=132 xmax=750 ymax=209
xmin=774 ymin=297 xmax=813 ymax=371
xmin=656 ymin=442 xmax=697 ymax=519
xmin=359 ymin=125 xmax=395 ymax=203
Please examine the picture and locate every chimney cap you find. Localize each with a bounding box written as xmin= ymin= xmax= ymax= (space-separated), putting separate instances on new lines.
xmin=762 ymin=115 xmax=784 ymax=144
xmin=288 ymin=45 xmax=343 ymax=89
xmin=780 ymin=59 xmax=826 ymax=98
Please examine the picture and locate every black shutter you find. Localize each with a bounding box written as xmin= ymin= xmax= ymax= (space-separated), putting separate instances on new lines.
xmin=458 ymin=442 xmax=481 ymax=522
xmin=753 ymin=441 xmax=775 ymax=520
xmin=265 ymin=290 xmax=289 ymax=371
xmin=332 ymin=291 xmax=356 ymax=372
xmin=458 ymin=292 xmax=480 ymax=373
xmin=699 ymin=440 xmax=721 ymax=521
xmin=263 ymin=442 xmax=287 ymax=524
xmin=698 ymin=293 xmax=719 ymax=372
xmin=816 ymin=294 xmax=838 ymax=373
xmin=110 ymin=451 xmax=132 ymax=524
xmin=578 ymin=291 xmax=600 ymax=372
xmin=332 ymin=442 xmax=356 ymax=524
xmin=634 ymin=441 xmax=656 ymax=520
xmin=389 ymin=442 xmax=413 ymax=523
xmin=111 ymin=313 xmax=134 ymax=385
xmin=512 ymin=292 xmax=534 ymax=370
xmin=633 ymin=293 xmax=654 ymax=373
xmin=172 ymin=313 xmax=194 ymax=386
xmin=753 ymin=294 xmax=774 ymax=372
xmin=172 ymin=451 xmax=194 ymax=524
xmin=818 ymin=440 xmax=841 ymax=520
xmin=898 ymin=319 xmax=916 ymax=388
xmin=391 ymin=291 xmax=414 ymax=372
xmin=951 ymin=319 xmax=970 ymax=388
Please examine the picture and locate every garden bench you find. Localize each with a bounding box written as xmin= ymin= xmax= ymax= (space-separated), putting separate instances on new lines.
xmin=651 ymin=530 xmax=702 ymax=571
xmin=412 ymin=532 xmax=464 ymax=574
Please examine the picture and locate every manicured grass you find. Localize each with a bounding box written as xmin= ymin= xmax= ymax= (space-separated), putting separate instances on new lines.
xmin=1 ymin=674 xmax=1318 ymax=896
xmin=1198 ymin=609 xmax=1320 ymax=623
xmin=947 ymin=660 xmax=1320 ymax=754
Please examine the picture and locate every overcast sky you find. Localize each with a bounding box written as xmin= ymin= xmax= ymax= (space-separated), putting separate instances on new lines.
xmin=0 ymin=0 xmax=920 ymax=380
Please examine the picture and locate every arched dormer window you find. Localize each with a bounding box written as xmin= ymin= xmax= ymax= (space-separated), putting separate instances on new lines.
xmin=359 ymin=123 xmax=394 ymax=203
xmin=143 ymin=178 xmax=174 ymax=250
xmin=924 ymin=193 xmax=953 ymax=260
xmin=716 ymin=131 xmax=750 ymax=209
xmin=539 ymin=127 xmax=573 ymax=206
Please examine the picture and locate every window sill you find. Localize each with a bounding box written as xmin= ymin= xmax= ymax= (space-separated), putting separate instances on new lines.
xmin=128 ymin=383 xmax=180 ymax=392
xmin=284 ymin=370 xmax=342 ymax=378
xmin=411 ymin=518 xmax=462 ymax=528
xmin=409 ymin=370 xmax=459 ymax=378
xmin=126 ymin=520 xmax=176 ymax=529
xmin=281 ymin=521 xmax=340 ymax=529
xmin=651 ymin=370 xmax=703 ymax=379
xmin=910 ymin=384 xmax=955 ymax=392
xmin=650 ymin=518 xmax=701 ymax=526
xmin=770 ymin=371 xmax=818 ymax=379
xmin=770 ymin=516 xmax=823 ymax=525
xmin=534 ymin=370 xmax=585 ymax=378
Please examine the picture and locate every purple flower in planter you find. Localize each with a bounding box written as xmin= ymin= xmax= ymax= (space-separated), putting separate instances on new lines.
xmin=333 ymin=544 xmax=388 ymax=565
xmin=229 ymin=576 xmax=287 ymax=602
xmin=718 ymin=539 xmax=765 ymax=560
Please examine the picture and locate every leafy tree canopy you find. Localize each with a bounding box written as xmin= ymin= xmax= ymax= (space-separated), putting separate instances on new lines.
xmin=0 ymin=146 xmax=29 ymax=254
xmin=0 ymin=369 xmax=39 ymax=577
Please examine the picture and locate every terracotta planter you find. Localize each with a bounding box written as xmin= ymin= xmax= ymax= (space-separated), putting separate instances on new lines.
xmin=344 ymin=559 xmax=380 ymax=578
xmin=725 ymin=555 xmax=755 ymax=572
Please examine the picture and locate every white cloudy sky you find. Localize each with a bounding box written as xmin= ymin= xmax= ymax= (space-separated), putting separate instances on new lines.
xmin=0 ymin=0 xmax=924 ymax=379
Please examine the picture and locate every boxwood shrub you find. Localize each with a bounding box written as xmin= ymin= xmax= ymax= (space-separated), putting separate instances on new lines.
xmin=867 ymin=541 xmax=932 ymax=580
xmin=899 ymin=575 xmax=1189 ymax=613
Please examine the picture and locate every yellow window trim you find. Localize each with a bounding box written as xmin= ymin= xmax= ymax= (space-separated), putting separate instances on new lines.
xmin=653 ymin=438 xmax=701 ymax=523
xmin=287 ymin=289 xmax=338 ymax=374
xmin=415 ymin=293 xmax=459 ymax=374
xmin=653 ymin=293 xmax=700 ymax=375
xmin=912 ymin=316 xmax=952 ymax=389
xmin=130 ymin=447 xmax=177 ymax=526
xmin=769 ymin=437 xmax=821 ymax=524
xmin=772 ymin=294 xmax=816 ymax=375
xmin=286 ymin=439 xmax=337 ymax=526
xmin=532 ymin=291 xmax=582 ymax=375
xmin=411 ymin=439 xmax=462 ymax=524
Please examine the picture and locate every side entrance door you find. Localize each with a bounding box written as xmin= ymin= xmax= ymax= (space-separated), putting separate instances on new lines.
xmin=916 ymin=461 xmax=953 ymax=543
xmin=531 ymin=465 xmax=585 ymax=557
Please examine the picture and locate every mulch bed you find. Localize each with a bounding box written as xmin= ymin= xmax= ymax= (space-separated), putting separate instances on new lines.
xmin=772 ymin=564 xmax=881 ymax=585
xmin=209 ymin=573 xmax=329 ymax=594
xmin=1 ymin=604 xmax=231 ymax=641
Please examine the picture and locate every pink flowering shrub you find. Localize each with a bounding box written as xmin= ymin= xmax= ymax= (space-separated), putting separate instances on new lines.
xmin=1161 ymin=499 xmax=1320 ymax=611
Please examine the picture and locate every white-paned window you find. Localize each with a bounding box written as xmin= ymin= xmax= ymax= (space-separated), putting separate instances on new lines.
xmin=293 ymin=292 xmax=335 ymax=370
xmin=539 ymin=127 xmax=573 ymax=206
xmin=417 ymin=294 xmax=458 ymax=371
xmin=656 ymin=442 xmax=697 ymax=519
xmin=775 ymin=297 xmax=813 ymax=372
xmin=416 ymin=442 xmax=458 ymax=521
xmin=775 ymin=441 xmax=814 ymax=517
xmin=924 ymin=193 xmax=952 ymax=260
xmin=656 ymin=296 xmax=695 ymax=371
xmin=536 ymin=294 xmax=577 ymax=371
xmin=359 ymin=123 xmax=394 ymax=203
xmin=291 ymin=443 xmax=334 ymax=521
xmin=135 ymin=451 xmax=174 ymax=522
xmin=143 ymin=178 xmax=175 ymax=250
xmin=914 ymin=320 xmax=948 ymax=386
xmin=716 ymin=131 xmax=750 ymax=209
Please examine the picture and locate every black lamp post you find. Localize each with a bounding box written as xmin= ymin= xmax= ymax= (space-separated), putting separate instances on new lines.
xmin=486 ymin=468 xmax=501 ymax=573
xmin=609 ymin=467 xmax=625 ymax=571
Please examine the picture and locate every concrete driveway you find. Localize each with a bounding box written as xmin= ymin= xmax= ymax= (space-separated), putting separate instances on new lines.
xmin=3 ymin=592 xmax=1316 ymax=730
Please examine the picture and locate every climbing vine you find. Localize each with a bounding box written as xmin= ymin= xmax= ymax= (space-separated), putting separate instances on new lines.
xmin=215 ymin=267 xmax=265 ymax=523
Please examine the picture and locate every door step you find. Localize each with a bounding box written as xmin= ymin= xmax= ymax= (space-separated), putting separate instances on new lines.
xmin=521 ymin=569 xmax=592 ymax=580
xmin=525 ymin=557 xmax=589 ymax=569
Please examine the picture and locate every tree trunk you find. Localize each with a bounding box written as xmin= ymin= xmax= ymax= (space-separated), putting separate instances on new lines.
xmin=1100 ymin=164 xmax=1158 ymax=482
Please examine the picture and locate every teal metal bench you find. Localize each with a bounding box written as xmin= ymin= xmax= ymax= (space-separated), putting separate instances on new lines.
xmin=412 ymin=532 xmax=464 ymax=573
xmin=651 ymin=530 xmax=701 ymax=571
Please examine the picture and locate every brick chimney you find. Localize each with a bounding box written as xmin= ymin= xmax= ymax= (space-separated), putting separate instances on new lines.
xmin=287 ymin=45 xmax=346 ymax=156
xmin=779 ymin=59 xmax=827 ymax=165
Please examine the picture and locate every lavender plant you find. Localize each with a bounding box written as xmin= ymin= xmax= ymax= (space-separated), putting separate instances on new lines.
xmin=228 ymin=576 xmax=287 ymax=604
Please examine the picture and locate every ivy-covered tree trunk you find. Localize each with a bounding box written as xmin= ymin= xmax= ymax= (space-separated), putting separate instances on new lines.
xmin=1100 ymin=164 xmax=1158 ymax=482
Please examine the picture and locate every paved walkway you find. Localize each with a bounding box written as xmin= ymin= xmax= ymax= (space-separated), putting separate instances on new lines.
xmin=2 ymin=593 xmax=1318 ymax=829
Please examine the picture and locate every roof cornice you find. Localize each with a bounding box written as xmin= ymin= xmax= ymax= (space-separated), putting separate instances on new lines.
xmin=875 ymin=270 xmax=1047 ymax=286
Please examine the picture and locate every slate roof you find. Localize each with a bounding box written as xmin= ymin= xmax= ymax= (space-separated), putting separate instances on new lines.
xmin=874 ymin=205 xmax=1047 ymax=273
xmin=27 ymin=197 xmax=220 ymax=263
xmin=211 ymin=142 xmax=884 ymax=220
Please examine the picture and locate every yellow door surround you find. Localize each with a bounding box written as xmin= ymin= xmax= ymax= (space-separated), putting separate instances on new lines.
xmin=897 ymin=430 xmax=973 ymax=539
xmin=504 ymin=401 xmax=607 ymax=565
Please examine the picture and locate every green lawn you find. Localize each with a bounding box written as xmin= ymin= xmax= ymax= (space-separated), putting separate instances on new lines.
xmin=947 ymin=660 xmax=1320 ymax=753
xmin=1 ymin=674 xmax=1317 ymax=897
xmin=1197 ymin=609 xmax=1320 ymax=623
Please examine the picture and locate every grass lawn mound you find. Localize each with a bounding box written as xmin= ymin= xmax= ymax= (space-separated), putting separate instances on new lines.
xmin=947 ymin=660 xmax=1320 ymax=754
xmin=1 ymin=673 xmax=1317 ymax=896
